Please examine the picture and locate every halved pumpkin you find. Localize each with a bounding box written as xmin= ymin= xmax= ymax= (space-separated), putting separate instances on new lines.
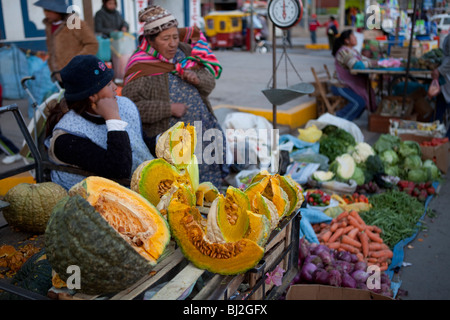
xmin=155 ymin=122 xmax=197 ymax=170
xmin=45 ymin=177 xmax=171 ymax=295
xmin=131 ymin=158 xmax=193 ymax=207
xmin=195 ymin=181 xmax=219 ymax=207
xmin=167 ymin=200 xmax=264 ymax=275
xmin=250 ymin=193 xmax=279 ymax=231
xmin=206 ymin=187 xmax=250 ymax=243
xmin=244 ymin=210 xmax=270 ymax=246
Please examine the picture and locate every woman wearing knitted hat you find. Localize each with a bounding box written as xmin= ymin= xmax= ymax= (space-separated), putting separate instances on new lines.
xmin=33 ymin=0 xmax=98 ymax=75
xmin=122 ymin=5 xmax=227 ymax=187
xmin=45 ymin=55 xmax=155 ymax=190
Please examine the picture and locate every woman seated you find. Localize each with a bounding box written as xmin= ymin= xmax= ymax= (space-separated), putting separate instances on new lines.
xmin=122 ymin=5 xmax=227 ymax=187
xmin=331 ymin=30 xmax=377 ymax=121
xmin=45 ymin=55 xmax=155 ymax=190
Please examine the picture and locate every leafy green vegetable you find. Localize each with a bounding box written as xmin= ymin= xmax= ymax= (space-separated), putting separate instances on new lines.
xmin=384 ymin=165 xmax=400 ymax=177
xmin=403 ymin=155 xmax=423 ymax=170
xmin=422 ymin=159 xmax=440 ymax=180
xmin=361 ymin=154 xmax=385 ymax=183
xmin=407 ymin=169 xmax=428 ymax=182
xmin=373 ymin=134 xmax=401 ymax=154
xmin=319 ymin=125 xmax=356 ymax=163
xmin=360 ymin=190 xmax=426 ymax=249
xmin=329 ymin=154 xmax=356 ymax=181
xmin=380 ymin=149 xmax=399 ymax=165
xmin=399 ymin=140 xmax=422 ymax=158
xmin=351 ymin=166 xmax=365 ymax=185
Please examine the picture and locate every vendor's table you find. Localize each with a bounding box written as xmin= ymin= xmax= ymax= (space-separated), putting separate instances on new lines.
xmin=350 ymin=68 xmax=432 ymax=112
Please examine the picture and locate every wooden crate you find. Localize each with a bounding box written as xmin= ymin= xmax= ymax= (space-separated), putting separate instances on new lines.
xmin=61 ymin=210 xmax=301 ymax=301
xmin=369 ymin=96 xmax=417 ymax=133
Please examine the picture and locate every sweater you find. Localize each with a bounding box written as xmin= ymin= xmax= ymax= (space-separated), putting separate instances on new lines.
xmin=121 ymin=42 xmax=216 ymax=137
xmin=43 ymin=15 xmax=98 ymax=73
xmin=94 ymin=6 xmax=129 ymax=37
xmin=45 ymin=96 xmax=154 ymax=190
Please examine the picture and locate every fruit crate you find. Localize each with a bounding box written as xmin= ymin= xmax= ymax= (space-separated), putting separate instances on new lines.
xmin=53 ymin=209 xmax=300 ymax=301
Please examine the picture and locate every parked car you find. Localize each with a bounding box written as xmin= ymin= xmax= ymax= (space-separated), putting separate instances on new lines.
xmin=431 ymin=14 xmax=450 ymax=32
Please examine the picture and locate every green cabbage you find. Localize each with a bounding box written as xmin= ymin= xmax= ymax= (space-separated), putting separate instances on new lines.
xmin=423 ymin=159 xmax=440 ymax=180
xmin=407 ymin=169 xmax=428 ymax=183
xmin=399 ymin=140 xmax=422 ymax=158
xmin=384 ymin=165 xmax=400 ymax=177
xmin=380 ymin=149 xmax=399 ymax=165
xmin=374 ymin=134 xmax=401 ymax=154
xmin=351 ymin=166 xmax=365 ymax=185
xmin=330 ymin=154 xmax=356 ymax=181
xmin=403 ymin=155 xmax=423 ymax=170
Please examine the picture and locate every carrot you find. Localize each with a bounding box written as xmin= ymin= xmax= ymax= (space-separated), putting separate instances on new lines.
xmin=328 ymin=227 xmax=345 ymax=243
xmin=342 ymin=225 xmax=354 ymax=235
xmin=339 ymin=243 xmax=360 ymax=254
xmin=367 ymin=257 xmax=378 ymax=263
xmin=342 ymin=235 xmax=362 ymax=248
xmin=330 ymin=222 xmax=340 ymax=233
xmin=348 ymin=215 xmax=365 ymax=231
xmin=336 ymin=211 xmax=349 ymax=221
xmin=372 ymin=226 xmax=383 ymax=234
xmin=369 ymin=249 xmax=393 ymax=259
xmin=368 ymin=242 xmax=383 ymax=251
xmin=366 ymin=229 xmax=383 ymax=243
xmin=326 ymin=242 xmax=340 ymax=249
xmin=358 ymin=231 xmax=370 ymax=258
xmin=320 ymin=230 xmax=333 ymax=243
xmin=347 ymin=227 xmax=359 ymax=239
xmin=349 ymin=210 xmax=366 ymax=229
xmin=356 ymin=252 xmax=365 ymax=262
xmin=319 ymin=222 xmax=328 ymax=229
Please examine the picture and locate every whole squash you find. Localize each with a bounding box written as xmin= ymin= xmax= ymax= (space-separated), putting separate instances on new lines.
xmin=45 ymin=176 xmax=171 ymax=295
xmin=3 ymin=182 xmax=67 ymax=233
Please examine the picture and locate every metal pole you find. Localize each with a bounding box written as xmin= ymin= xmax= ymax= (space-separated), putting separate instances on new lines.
xmin=272 ymin=21 xmax=277 ymax=129
xmin=402 ymin=0 xmax=418 ymax=110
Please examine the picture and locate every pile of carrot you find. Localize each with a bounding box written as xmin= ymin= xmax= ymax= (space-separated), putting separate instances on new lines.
xmin=313 ymin=210 xmax=393 ymax=271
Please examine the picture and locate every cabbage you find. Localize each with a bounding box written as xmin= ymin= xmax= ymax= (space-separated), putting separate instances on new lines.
xmin=407 ymin=169 xmax=428 ymax=183
xmin=380 ymin=149 xmax=399 ymax=165
xmin=374 ymin=134 xmax=401 ymax=154
xmin=351 ymin=166 xmax=365 ymax=185
xmin=384 ymin=165 xmax=400 ymax=177
xmin=312 ymin=170 xmax=335 ymax=182
xmin=423 ymin=159 xmax=440 ymax=180
xmin=330 ymin=154 xmax=356 ymax=181
xmin=403 ymin=155 xmax=423 ymax=170
xmin=399 ymin=140 xmax=422 ymax=158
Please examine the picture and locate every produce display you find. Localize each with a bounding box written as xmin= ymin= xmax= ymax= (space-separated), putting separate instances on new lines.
xmin=0 ymin=119 xmax=443 ymax=300
xmin=293 ymin=238 xmax=393 ymax=297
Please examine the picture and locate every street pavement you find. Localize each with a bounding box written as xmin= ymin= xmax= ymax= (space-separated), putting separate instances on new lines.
xmin=1 ymin=31 xmax=450 ymax=300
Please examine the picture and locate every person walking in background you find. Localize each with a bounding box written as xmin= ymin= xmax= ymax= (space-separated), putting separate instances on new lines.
xmin=122 ymin=5 xmax=227 ymax=187
xmin=34 ymin=0 xmax=98 ymax=78
xmin=94 ymin=0 xmax=129 ymax=37
xmin=330 ymin=30 xmax=378 ymax=121
xmin=326 ymin=16 xmax=339 ymax=51
xmin=308 ymin=14 xmax=321 ymax=44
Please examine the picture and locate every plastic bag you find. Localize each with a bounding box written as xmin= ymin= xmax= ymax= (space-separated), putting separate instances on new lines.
xmin=299 ymin=208 xmax=332 ymax=244
xmin=0 ymin=44 xmax=29 ymax=99
xmin=427 ymin=79 xmax=440 ymax=98
xmin=305 ymin=113 xmax=365 ymax=143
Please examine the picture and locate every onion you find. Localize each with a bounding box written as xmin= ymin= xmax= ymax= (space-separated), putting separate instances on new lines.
xmin=311 ymin=244 xmax=329 ymax=256
xmin=342 ymin=273 xmax=357 ymax=288
xmin=313 ymin=269 xmax=330 ymax=285
xmin=303 ymin=254 xmax=323 ymax=267
xmin=299 ymin=238 xmax=310 ymax=263
xmin=335 ymin=260 xmax=354 ymax=274
xmin=300 ymin=263 xmax=317 ymax=283
xmin=353 ymin=261 xmax=368 ymax=271
xmin=351 ymin=270 xmax=369 ymax=283
xmin=327 ymin=269 xmax=342 ymax=287
xmin=318 ymin=250 xmax=333 ymax=265
xmin=336 ymin=250 xmax=352 ymax=262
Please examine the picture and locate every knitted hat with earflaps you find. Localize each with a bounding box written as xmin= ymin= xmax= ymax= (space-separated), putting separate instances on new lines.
xmin=139 ymin=5 xmax=178 ymax=36
xmin=60 ymin=55 xmax=114 ymax=102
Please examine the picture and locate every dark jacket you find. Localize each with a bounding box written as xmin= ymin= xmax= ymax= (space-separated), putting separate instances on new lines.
xmin=94 ymin=6 xmax=129 ymax=37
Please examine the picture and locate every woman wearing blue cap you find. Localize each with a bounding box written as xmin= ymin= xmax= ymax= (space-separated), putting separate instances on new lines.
xmin=34 ymin=0 xmax=98 ymax=75
xmin=45 ymin=55 xmax=156 ymax=190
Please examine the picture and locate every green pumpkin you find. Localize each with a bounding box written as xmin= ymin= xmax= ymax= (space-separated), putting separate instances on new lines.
xmin=45 ymin=195 xmax=161 ymax=295
xmin=3 ymin=182 xmax=68 ymax=234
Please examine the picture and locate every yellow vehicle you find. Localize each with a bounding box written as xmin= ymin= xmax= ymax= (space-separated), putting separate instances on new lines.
xmin=204 ymin=10 xmax=249 ymax=49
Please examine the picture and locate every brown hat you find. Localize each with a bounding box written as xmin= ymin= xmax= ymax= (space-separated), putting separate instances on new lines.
xmin=139 ymin=5 xmax=178 ymax=36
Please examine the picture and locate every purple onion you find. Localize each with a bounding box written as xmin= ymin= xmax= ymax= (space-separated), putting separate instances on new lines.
xmin=342 ymin=273 xmax=357 ymax=288
xmin=313 ymin=269 xmax=330 ymax=285
xmin=336 ymin=250 xmax=352 ymax=262
xmin=351 ymin=270 xmax=370 ymax=283
xmin=353 ymin=260 xmax=368 ymax=271
xmin=300 ymin=263 xmax=317 ymax=283
xmin=327 ymin=269 xmax=342 ymax=287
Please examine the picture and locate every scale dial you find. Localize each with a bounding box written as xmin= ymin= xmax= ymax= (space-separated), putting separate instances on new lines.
xmin=267 ymin=0 xmax=303 ymax=29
